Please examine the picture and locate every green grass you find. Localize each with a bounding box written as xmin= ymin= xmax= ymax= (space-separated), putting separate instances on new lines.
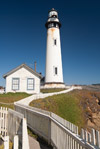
xmin=30 ymin=90 xmax=85 ymax=131
xmin=28 ymin=127 xmax=38 ymax=139
xmin=0 ymin=92 xmax=31 ymax=109
xmin=40 ymin=88 xmax=66 ymax=93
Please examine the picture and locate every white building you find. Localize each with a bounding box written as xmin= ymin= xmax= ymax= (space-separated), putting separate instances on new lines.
xmin=0 ymin=89 xmax=5 ymax=94
xmin=3 ymin=64 xmax=42 ymax=94
xmin=45 ymin=8 xmax=65 ymax=88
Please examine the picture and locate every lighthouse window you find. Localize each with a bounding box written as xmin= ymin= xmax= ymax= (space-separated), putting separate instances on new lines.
xmin=56 ymin=24 xmax=58 ymax=27
xmin=55 ymin=67 xmax=57 ymax=75
xmin=51 ymin=23 xmax=54 ymax=27
xmin=54 ymin=39 xmax=57 ymax=45
xmin=54 ymin=23 xmax=56 ymax=27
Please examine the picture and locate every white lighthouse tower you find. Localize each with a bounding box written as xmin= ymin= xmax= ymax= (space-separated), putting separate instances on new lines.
xmin=45 ymin=8 xmax=65 ymax=88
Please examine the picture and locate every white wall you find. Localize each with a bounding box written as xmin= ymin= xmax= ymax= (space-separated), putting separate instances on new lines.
xmin=5 ymin=67 xmax=40 ymax=94
xmin=0 ymin=89 xmax=5 ymax=94
xmin=45 ymin=27 xmax=63 ymax=83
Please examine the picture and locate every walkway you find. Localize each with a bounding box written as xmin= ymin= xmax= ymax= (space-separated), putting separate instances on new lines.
xmin=16 ymin=86 xmax=82 ymax=106
xmin=29 ymin=135 xmax=40 ymax=149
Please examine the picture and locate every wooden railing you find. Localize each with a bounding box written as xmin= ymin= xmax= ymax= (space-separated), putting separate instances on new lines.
xmin=15 ymin=103 xmax=100 ymax=149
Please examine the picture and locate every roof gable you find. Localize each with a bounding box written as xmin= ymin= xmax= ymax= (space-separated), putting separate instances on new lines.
xmin=3 ymin=64 xmax=42 ymax=79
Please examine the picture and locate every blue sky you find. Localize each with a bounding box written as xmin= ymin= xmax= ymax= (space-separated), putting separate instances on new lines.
xmin=0 ymin=0 xmax=100 ymax=86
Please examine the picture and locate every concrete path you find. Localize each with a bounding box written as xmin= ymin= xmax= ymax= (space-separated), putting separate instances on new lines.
xmin=16 ymin=86 xmax=82 ymax=106
xmin=29 ymin=135 xmax=40 ymax=149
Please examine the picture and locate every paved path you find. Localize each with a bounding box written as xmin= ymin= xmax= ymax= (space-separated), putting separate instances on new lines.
xmin=28 ymin=135 xmax=40 ymax=149
xmin=16 ymin=86 xmax=82 ymax=106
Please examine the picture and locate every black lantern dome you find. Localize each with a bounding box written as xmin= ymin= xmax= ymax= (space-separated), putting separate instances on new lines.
xmin=45 ymin=8 xmax=61 ymax=29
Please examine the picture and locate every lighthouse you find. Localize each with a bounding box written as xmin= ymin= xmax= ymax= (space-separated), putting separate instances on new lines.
xmin=45 ymin=8 xmax=65 ymax=88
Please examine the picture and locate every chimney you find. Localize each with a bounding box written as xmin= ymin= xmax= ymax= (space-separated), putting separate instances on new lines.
xmin=34 ymin=61 xmax=37 ymax=72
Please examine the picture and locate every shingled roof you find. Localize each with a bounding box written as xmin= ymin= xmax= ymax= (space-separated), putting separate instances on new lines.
xmin=3 ymin=64 xmax=42 ymax=79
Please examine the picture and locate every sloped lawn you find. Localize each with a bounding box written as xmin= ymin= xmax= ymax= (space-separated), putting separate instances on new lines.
xmin=0 ymin=93 xmax=31 ymax=109
xmin=30 ymin=89 xmax=100 ymax=131
xmin=30 ymin=90 xmax=85 ymax=131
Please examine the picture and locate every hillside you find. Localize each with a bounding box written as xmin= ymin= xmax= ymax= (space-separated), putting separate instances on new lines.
xmin=0 ymin=93 xmax=30 ymax=109
xmin=30 ymin=89 xmax=100 ymax=132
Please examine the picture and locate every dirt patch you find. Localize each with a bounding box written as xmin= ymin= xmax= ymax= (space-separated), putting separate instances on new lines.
xmin=87 ymin=112 xmax=100 ymax=131
xmin=76 ymin=90 xmax=100 ymax=131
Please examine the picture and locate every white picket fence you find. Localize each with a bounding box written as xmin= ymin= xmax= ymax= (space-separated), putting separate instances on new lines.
xmin=0 ymin=107 xmax=29 ymax=149
xmin=51 ymin=114 xmax=100 ymax=149
xmin=15 ymin=103 xmax=100 ymax=149
xmin=51 ymin=112 xmax=100 ymax=148
xmin=0 ymin=107 xmax=8 ymax=137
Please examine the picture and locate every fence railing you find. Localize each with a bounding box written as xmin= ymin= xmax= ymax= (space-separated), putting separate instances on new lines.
xmin=0 ymin=107 xmax=29 ymax=149
xmin=0 ymin=107 xmax=8 ymax=137
xmin=15 ymin=103 xmax=100 ymax=149
xmin=8 ymin=109 xmax=29 ymax=149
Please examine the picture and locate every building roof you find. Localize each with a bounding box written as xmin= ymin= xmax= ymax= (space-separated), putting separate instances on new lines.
xmin=3 ymin=64 xmax=42 ymax=79
xmin=0 ymin=86 xmax=4 ymax=89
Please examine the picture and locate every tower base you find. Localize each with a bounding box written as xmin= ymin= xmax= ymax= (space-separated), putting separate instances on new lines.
xmin=43 ymin=82 xmax=65 ymax=88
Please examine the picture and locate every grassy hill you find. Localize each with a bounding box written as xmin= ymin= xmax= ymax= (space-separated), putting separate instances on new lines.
xmin=0 ymin=92 xmax=30 ymax=109
xmin=30 ymin=90 xmax=85 ymax=131
xmin=30 ymin=89 xmax=100 ymax=131
xmin=40 ymin=88 xmax=66 ymax=93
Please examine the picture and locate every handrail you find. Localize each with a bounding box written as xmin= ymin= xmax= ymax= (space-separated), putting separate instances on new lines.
xmin=15 ymin=103 xmax=100 ymax=149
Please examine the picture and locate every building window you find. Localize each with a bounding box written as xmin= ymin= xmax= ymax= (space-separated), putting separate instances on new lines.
xmin=12 ymin=78 xmax=19 ymax=90
xmin=55 ymin=67 xmax=57 ymax=75
xmin=54 ymin=39 xmax=57 ymax=45
xmin=54 ymin=67 xmax=58 ymax=75
xmin=27 ymin=78 xmax=34 ymax=90
xmin=56 ymin=24 xmax=59 ymax=28
xmin=54 ymin=23 xmax=56 ymax=27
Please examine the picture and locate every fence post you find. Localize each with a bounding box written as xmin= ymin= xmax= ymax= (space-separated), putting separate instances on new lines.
xmin=91 ymin=129 xmax=96 ymax=145
xmin=88 ymin=132 xmax=91 ymax=143
xmin=22 ymin=118 xmax=29 ymax=149
xmin=84 ymin=130 xmax=88 ymax=142
xmin=96 ymin=130 xmax=100 ymax=148
xmin=81 ymin=129 xmax=84 ymax=140
xmin=14 ymin=135 xmax=19 ymax=149
xmin=4 ymin=136 xmax=9 ymax=149
xmin=76 ymin=126 xmax=78 ymax=135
